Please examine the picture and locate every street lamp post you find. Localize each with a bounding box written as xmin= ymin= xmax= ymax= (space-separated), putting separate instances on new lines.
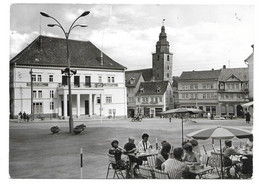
xmin=40 ymin=11 xmax=90 ymax=133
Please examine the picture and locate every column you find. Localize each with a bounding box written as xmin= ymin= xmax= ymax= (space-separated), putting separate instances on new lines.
xmin=89 ymin=93 xmax=92 ymax=117
xmin=226 ymin=104 xmax=229 ymax=116
xmin=100 ymin=94 xmax=104 ymax=116
xmin=93 ymin=94 xmax=96 ymax=115
xmin=63 ymin=92 xmax=67 ymax=118
xmin=77 ymin=94 xmax=80 ymax=118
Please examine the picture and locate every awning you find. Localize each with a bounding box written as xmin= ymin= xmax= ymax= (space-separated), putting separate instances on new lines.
xmin=241 ymin=101 xmax=253 ymax=108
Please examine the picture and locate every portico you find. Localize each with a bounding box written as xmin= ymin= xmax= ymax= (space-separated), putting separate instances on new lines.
xmin=58 ymin=89 xmax=104 ymax=118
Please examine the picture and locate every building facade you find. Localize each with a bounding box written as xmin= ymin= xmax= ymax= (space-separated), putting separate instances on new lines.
xmin=178 ymin=66 xmax=249 ymax=117
xmin=178 ymin=69 xmax=221 ymax=115
xmin=125 ymin=72 xmax=145 ymax=117
xmin=244 ymin=45 xmax=254 ymax=101
xmin=10 ymin=35 xmax=127 ymax=119
xmin=136 ymin=81 xmax=175 ymax=117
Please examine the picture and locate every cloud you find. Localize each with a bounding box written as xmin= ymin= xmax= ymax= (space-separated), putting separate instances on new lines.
xmin=10 ymin=30 xmax=59 ymax=59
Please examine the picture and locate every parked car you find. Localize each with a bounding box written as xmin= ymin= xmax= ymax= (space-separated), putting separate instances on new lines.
xmin=214 ymin=115 xmax=226 ymax=120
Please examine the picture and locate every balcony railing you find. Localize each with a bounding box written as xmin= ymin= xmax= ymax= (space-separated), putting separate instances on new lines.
xmin=58 ymin=82 xmax=119 ymax=88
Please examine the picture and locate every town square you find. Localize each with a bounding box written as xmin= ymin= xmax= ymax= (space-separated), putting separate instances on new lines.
xmin=7 ymin=2 xmax=255 ymax=181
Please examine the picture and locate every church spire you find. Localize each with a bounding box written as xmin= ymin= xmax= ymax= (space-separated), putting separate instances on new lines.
xmin=156 ymin=19 xmax=169 ymax=53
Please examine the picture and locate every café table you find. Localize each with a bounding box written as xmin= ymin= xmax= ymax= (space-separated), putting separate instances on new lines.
xmin=126 ymin=150 xmax=159 ymax=178
xmin=186 ymin=162 xmax=214 ymax=179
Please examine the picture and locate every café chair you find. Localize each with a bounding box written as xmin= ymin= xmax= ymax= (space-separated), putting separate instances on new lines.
xmin=147 ymin=154 xmax=158 ymax=168
xmin=210 ymin=152 xmax=232 ymax=178
xmin=138 ymin=165 xmax=154 ymax=179
xmin=106 ymin=154 xmax=126 ymax=179
xmin=153 ymin=169 xmax=170 ymax=179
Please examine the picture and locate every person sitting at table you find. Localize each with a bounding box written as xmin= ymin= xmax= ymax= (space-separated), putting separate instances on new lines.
xmin=124 ymin=137 xmax=143 ymax=169
xmin=222 ymin=140 xmax=241 ymax=177
xmin=155 ymin=142 xmax=171 ymax=170
xmin=108 ymin=140 xmax=130 ymax=176
xmin=161 ymin=147 xmax=190 ymax=179
xmin=190 ymin=139 xmax=201 ymax=156
xmin=137 ymin=133 xmax=152 ymax=152
xmin=182 ymin=142 xmax=201 ymax=164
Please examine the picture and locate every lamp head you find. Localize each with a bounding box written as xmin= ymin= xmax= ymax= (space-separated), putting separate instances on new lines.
xmin=47 ymin=24 xmax=56 ymax=27
xmin=80 ymin=11 xmax=90 ymax=17
xmin=40 ymin=12 xmax=51 ymax=18
xmin=79 ymin=24 xmax=88 ymax=27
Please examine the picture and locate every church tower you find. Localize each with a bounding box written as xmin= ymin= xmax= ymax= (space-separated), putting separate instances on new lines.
xmin=152 ymin=22 xmax=173 ymax=82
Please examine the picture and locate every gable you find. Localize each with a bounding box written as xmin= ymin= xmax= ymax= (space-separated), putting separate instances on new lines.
xmin=226 ymin=74 xmax=241 ymax=82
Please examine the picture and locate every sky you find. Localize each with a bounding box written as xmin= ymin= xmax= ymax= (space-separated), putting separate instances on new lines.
xmin=10 ymin=3 xmax=254 ymax=76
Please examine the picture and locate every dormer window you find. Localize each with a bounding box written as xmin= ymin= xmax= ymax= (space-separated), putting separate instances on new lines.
xmin=129 ymin=77 xmax=135 ymax=85
xmin=157 ymin=87 xmax=161 ymax=93
xmin=140 ymin=88 xmax=144 ymax=93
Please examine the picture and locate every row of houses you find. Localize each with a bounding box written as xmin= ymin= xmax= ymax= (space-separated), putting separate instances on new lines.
xmin=9 ymin=25 xmax=253 ymax=119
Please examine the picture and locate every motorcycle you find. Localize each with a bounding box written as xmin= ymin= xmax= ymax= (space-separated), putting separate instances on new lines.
xmin=131 ymin=115 xmax=142 ymax=122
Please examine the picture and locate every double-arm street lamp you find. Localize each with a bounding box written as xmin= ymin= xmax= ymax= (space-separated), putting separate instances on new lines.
xmin=40 ymin=11 xmax=90 ymax=133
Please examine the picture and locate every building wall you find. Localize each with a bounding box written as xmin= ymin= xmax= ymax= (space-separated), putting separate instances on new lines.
xmin=10 ymin=66 xmax=127 ymax=118
xmin=247 ymin=54 xmax=254 ymax=100
xmin=152 ymin=53 xmax=173 ymax=82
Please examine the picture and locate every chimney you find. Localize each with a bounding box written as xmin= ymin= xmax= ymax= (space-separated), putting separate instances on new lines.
xmin=251 ymin=44 xmax=254 ymax=52
xmin=100 ymin=51 xmax=103 ymax=66
xmin=223 ymin=65 xmax=226 ymax=69
xmin=212 ymin=68 xmax=214 ymax=71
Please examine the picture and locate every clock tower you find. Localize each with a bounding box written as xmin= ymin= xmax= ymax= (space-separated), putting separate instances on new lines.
xmin=152 ymin=23 xmax=173 ymax=82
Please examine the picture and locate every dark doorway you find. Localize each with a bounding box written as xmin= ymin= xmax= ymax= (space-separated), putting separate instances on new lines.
xmin=237 ymin=104 xmax=244 ymax=118
xmin=61 ymin=101 xmax=70 ymax=116
xmin=85 ymin=100 xmax=89 ymax=115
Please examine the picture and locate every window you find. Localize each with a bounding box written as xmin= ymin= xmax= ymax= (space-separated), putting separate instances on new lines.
xmin=235 ymin=84 xmax=239 ymax=89
xmin=33 ymin=102 xmax=43 ymax=114
xmin=182 ymin=85 xmax=185 ymax=90
xmin=203 ymin=84 xmax=206 ymax=89
xmin=211 ymin=84 xmax=214 ymax=89
xmin=157 ymin=88 xmax=161 ymax=93
xmin=156 ymin=73 xmax=159 ymax=78
xmin=33 ymin=91 xmax=37 ymax=98
xmin=167 ymin=73 xmax=169 ymax=78
xmin=85 ymin=76 xmax=91 ymax=87
xmin=38 ymin=91 xmax=42 ymax=98
xmin=159 ymin=97 xmax=162 ymax=102
xmin=98 ymin=76 xmax=102 ymax=83
xmin=157 ymin=55 xmax=160 ymax=60
xmin=50 ymin=102 xmax=54 ymax=110
xmin=37 ymin=75 xmax=42 ymax=82
xmin=230 ymin=94 xmax=233 ymax=100
xmin=221 ymin=94 xmax=224 ymax=99
xmin=167 ymin=55 xmax=170 ymax=61
xmin=206 ymin=94 xmax=210 ymax=99
xmin=237 ymin=94 xmax=241 ymax=99
xmin=129 ymin=78 xmax=135 ymax=85
xmin=137 ymin=97 xmax=140 ymax=103
xmin=195 ymin=84 xmax=198 ymax=89
xmin=182 ymin=94 xmax=185 ymax=99
xmin=112 ymin=77 xmax=115 ymax=83
xmin=206 ymin=106 xmax=210 ymax=112
xmin=167 ymin=65 xmax=170 ymax=70
xmin=106 ymin=96 xmax=112 ymax=103
xmin=170 ymin=97 xmax=173 ymax=102
xmin=97 ymin=97 xmax=101 ymax=104
xmin=49 ymin=75 xmax=53 ymax=82
xmin=50 ymin=90 xmax=54 ymax=98
xmin=74 ymin=76 xmax=80 ymax=87
xmin=109 ymin=109 xmax=112 ymax=115
xmin=140 ymin=88 xmax=144 ymax=93
xmin=190 ymin=84 xmax=193 ymax=89
xmin=227 ymin=84 xmax=230 ymax=89
xmin=107 ymin=77 xmax=111 ymax=83
xmin=203 ymin=94 xmax=206 ymax=99
xmin=32 ymin=75 xmax=36 ymax=82
xmin=62 ymin=76 xmax=68 ymax=86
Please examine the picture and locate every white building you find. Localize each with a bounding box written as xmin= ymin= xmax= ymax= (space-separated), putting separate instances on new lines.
xmin=10 ymin=35 xmax=127 ymax=119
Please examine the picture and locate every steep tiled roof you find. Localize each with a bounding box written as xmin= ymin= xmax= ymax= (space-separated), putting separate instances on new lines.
xmin=219 ymin=68 xmax=248 ymax=82
xmin=125 ymin=72 xmax=142 ymax=87
xmin=179 ymin=69 xmax=221 ymax=81
xmin=136 ymin=81 xmax=169 ymax=95
xmin=126 ymin=68 xmax=153 ymax=81
xmin=10 ymin=35 xmax=126 ymax=70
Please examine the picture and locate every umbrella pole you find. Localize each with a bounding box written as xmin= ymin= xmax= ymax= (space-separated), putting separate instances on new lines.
xmin=219 ymin=139 xmax=224 ymax=179
xmin=181 ymin=116 xmax=184 ymax=144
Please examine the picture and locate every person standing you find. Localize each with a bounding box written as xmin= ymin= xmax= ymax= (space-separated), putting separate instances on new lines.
xmin=245 ymin=111 xmax=251 ymax=124
xmin=23 ymin=111 xmax=27 ymax=121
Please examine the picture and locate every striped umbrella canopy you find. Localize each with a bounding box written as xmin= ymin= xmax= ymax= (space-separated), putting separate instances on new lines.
xmin=186 ymin=126 xmax=252 ymax=140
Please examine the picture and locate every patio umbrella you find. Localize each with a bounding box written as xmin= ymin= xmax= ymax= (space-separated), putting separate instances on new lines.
xmin=186 ymin=126 xmax=252 ymax=178
xmin=161 ymin=108 xmax=204 ymax=144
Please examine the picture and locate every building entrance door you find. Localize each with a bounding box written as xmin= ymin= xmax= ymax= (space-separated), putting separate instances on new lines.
xmin=85 ymin=100 xmax=89 ymax=115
